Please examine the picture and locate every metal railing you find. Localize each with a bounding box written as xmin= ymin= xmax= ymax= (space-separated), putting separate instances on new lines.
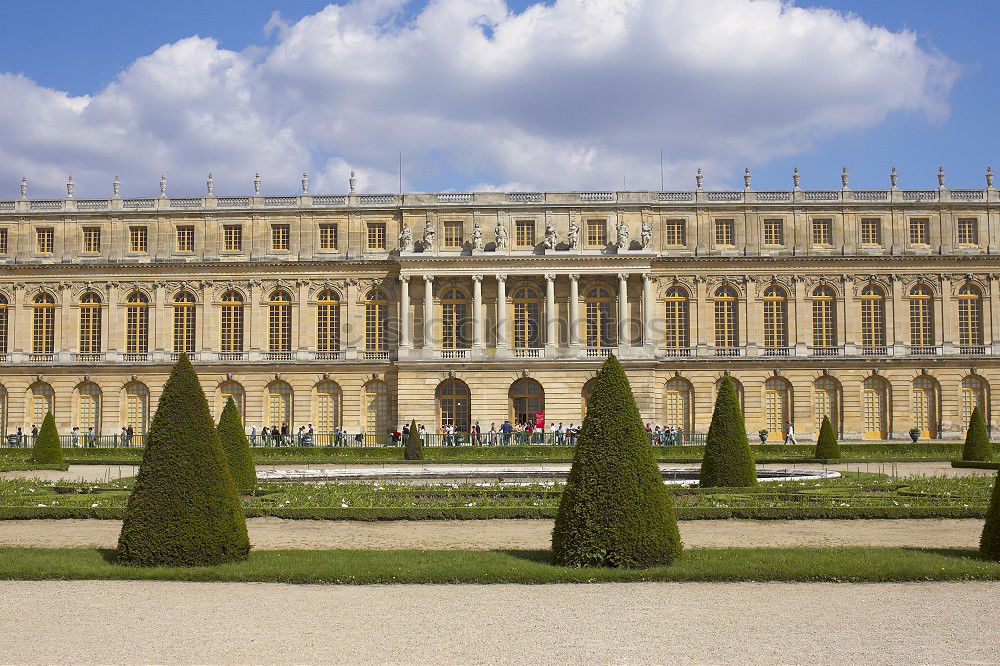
xmin=3 ymin=433 xmax=146 ymax=448
xmin=245 ymin=431 xmax=706 ymax=448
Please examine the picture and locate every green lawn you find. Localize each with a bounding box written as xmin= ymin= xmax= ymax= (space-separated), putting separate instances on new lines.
xmin=0 ymin=546 xmax=998 ymax=584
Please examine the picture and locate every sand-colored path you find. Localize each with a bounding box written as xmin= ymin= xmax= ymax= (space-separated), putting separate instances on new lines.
xmin=0 ymin=517 xmax=986 ymax=550
xmin=2 ymin=580 xmax=998 ymax=664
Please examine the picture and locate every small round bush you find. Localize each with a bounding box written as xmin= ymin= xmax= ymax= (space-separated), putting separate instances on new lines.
xmin=962 ymin=407 xmax=993 ymax=462
xmin=699 ymin=375 xmax=756 ymax=488
xmin=31 ymin=412 xmax=63 ymax=465
xmin=217 ymin=397 xmax=256 ymax=493
xmin=814 ymin=415 xmax=841 ymax=460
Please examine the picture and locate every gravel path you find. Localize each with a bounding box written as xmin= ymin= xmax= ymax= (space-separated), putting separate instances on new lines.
xmin=2 ymin=580 xmax=998 ymax=664
xmin=0 ymin=517 xmax=986 ymax=550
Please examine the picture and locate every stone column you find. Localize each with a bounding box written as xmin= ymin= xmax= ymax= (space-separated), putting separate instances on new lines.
xmin=399 ymin=276 xmax=411 ymax=349
xmin=472 ymin=275 xmax=483 ymax=352
xmin=642 ymin=273 xmax=654 ymax=350
xmin=545 ymin=273 xmax=556 ymax=351
xmin=496 ymin=274 xmax=507 ymax=350
xmin=617 ymin=273 xmax=629 ymax=348
xmin=423 ymin=275 xmax=434 ymax=351
xmin=568 ymin=274 xmax=580 ymax=349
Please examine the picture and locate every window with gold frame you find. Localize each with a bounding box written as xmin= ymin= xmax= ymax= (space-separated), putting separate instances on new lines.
xmin=664 ymin=378 xmax=692 ymax=432
xmin=440 ymin=287 xmax=470 ymax=349
xmin=315 ymin=380 xmax=341 ymax=435
xmin=437 ymin=378 xmax=471 ymax=432
xmin=714 ymin=219 xmax=735 ymax=247
xmin=860 ymin=218 xmax=882 ymax=246
xmin=762 ymin=219 xmax=783 ymax=246
xmin=584 ymin=285 xmax=615 ymax=348
xmin=814 ymin=377 xmax=839 ymax=435
xmin=78 ymin=292 xmax=102 ymax=355
xmin=860 ymin=285 xmax=886 ymax=349
xmin=960 ymin=376 xmax=986 ymax=432
xmin=443 ymin=221 xmax=463 ymax=249
xmin=514 ymin=220 xmax=535 ymax=248
xmin=129 ymin=226 xmax=147 ymax=253
xmin=0 ymin=228 xmax=7 ymax=255
xmin=764 ymin=377 xmax=790 ymax=440
xmin=319 ymin=223 xmax=338 ymax=250
xmin=366 ymin=222 xmax=387 ymax=251
xmin=125 ymin=292 xmax=149 ymax=354
xmin=82 ymin=227 xmax=101 ymax=254
xmin=271 ymin=224 xmax=290 ymax=251
xmin=512 ymin=285 xmax=542 ymax=348
xmin=176 ymin=225 xmax=195 ymax=253
xmin=908 ymin=285 xmax=934 ymax=346
xmin=364 ymin=289 xmax=389 ymax=351
xmin=958 ymin=284 xmax=983 ymax=346
xmin=220 ymin=290 xmax=244 ymax=353
xmin=31 ymin=383 xmax=54 ymax=426
xmin=222 ymin=225 xmax=242 ymax=252
xmin=586 ymin=220 xmax=608 ymax=247
xmin=268 ymin=290 xmax=292 ymax=353
xmin=761 ymin=286 xmax=787 ymax=349
xmin=909 ymin=218 xmax=929 ymax=246
xmin=32 ymin=293 xmax=55 ymax=355
xmin=316 ymin=289 xmax=341 ymax=352
xmin=663 ymin=219 xmax=686 ymax=247
xmin=218 ymin=380 xmax=245 ymax=419
xmin=811 ymin=218 xmax=833 ymax=246
xmin=124 ymin=382 xmax=149 ymax=440
xmin=363 ymin=380 xmax=390 ymax=434
xmin=266 ymin=382 xmax=292 ymax=429
xmin=0 ymin=293 xmax=7 ymax=354
xmin=957 ymin=218 xmax=978 ymax=246
xmin=77 ymin=383 xmax=101 ymax=434
xmin=663 ymin=286 xmax=689 ymax=349
xmin=35 ymin=227 xmax=54 ymax=254
xmin=713 ymin=286 xmax=738 ymax=348
xmin=172 ymin=292 xmax=196 ymax=353
xmin=811 ymin=286 xmax=836 ymax=348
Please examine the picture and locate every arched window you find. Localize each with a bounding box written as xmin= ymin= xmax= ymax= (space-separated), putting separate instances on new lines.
xmin=437 ymin=379 xmax=471 ymax=432
xmin=814 ymin=376 xmax=840 ymax=435
xmin=665 ymin=378 xmax=693 ymax=433
xmin=908 ymin=285 xmax=934 ymax=348
xmin=316 ymin=289 xmax=341 ymax=353
xmin=862 ymin=376 xmax=889 ymax=440
xmin=31 ymin=382 xmax=54 ymax=427
xmin=510 ymin=378 xmax=544 ymax=425
xmin=363 ymin=380 xmax=390 ymax=434
xmin=0 ymin=294 xmax=8 ymax=355
xmin=584 ymin=286 xmax=615 ymax=349
xmin=764 ymin=377 xmax=791 ymax=441
xmin=961 ymin=376 xmax=988 ymax=432
xmin=266 ymin=381 xmax=293 ymax=429
xmin=172 ymin=291 xmax=196 ymax=354
xmin=32 ymin=292 xmax=55 ymax=356
xmin=811 ymin=287 xmax=836 ymax=349
xmin=440 ymin=288 xmax=470 ymax=350
xmin=912 ymin=376 xmax=938 ymax=439
xmin=663 ymin=286 xmax=689 ymax=350
xmin=364 ymin=289 xmax=389 ymax=352
xmin=125 ymin=292 xmax=149 ymax=356
xmin=315 ymin=381 xmax=342 ymax=438
xmin=762 ymin=286 xmax=787 ymax=351
xmin=268 ymin=290 xmax=292 ymax=353
xmin=77 ymin=382 xmax=101 ymax=434
xmin=713 ymin=286 xmax=738 ymax=349
xmin=220 ymin=291 xmax=244 ymax=353
xmin=218 ymin=380 xmax=245 ymax=419
xmin=582 ymin=377 xmax=597 ymax=418
xmin=78 ymin=293 xmax=102 ymax=356
xmin=512 ymin=286 xmax=542 ymax=348
xmin=860 ymin=285 xmax=886 ymax=351
xmin=124 ymin=381 xmax=149 ymax=443
xmin=958 ymin=284 xmax=984 ymax=349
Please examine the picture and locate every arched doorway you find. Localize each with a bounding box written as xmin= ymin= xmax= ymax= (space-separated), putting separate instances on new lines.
xmin=437 ymin=379 xmax=471 ymax=432
xmin=315 ymin=380 xmax=342 ymax=444
xmin=961 ymin=375 xmax=988 ymax=433
xmin=912 ymin=376 xmax=938 ymax=439
xmin=265 ymin=381 xmax=293 ymax=430
xmin=813 ymin=377 xmax=841 ymax=436
xmin=30 ymin=382 xmax=54 ymax=428
xmin=665 ymin=378 xmax=693 ymax=433
xmin=862 ymin=376 xmax=889 ymax=440
xmin=76 ymin=382 xmax=102 ymax=435
xmin=363 ymin=380 xmax=390 ymax=437
xmin=510 ymin=378 xmax=544 ymax=426
xmin=218 ymin=380 xmax=245 ymax=419
xmin=123 ymin=381 xmax=149 ymax=444
xmin=764 ymin=377 xmax=791 ymax=441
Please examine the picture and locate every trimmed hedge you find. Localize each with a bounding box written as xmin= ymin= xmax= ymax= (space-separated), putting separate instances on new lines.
xmin=982 ymin=471 xmax=1000 ymax=560
xmin=117 ymin=354 xmax=250 ymax=566
xmin=217 ymin=398 xmax=256 ymax=493
xmin=404 ymin=420 xmax=422 ymax=461
xmin=700 ymin=376 xmax=756 ymax=488
xmin=30 ymin=413 xmax=63 ymax=465
xmin=814 ymin=415 xmax=841 ymax=460
xmin=952 ymin=461 xmax=1000 ymax=470
xmin=962 ymin=407 xmax=994 ymax=462
xmin=552 ymin=354 xmax=682 ymax=568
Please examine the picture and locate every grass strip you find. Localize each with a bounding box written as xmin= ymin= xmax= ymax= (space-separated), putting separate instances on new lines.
xmin=0 ymin=464 xmax=69 ymax=473
xmin=0 ymin=546 xmax=998 ymax=584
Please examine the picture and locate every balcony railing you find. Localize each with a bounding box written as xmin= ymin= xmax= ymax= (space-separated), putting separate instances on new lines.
xmin=315 ymin=350 xmax=345 ymax=361
xmin=122 ymin=352 xmax=149 ymax=363
xmin=74 ymin=353 xmax=105 ymax=363
xmin=809 ymin=346 xmax=843 ymax=357
xmin=662 ymin=347 xmax=692 ymax=357
xmin=437 ymin=349 xmax=469 ymax=359
xmin=861 ymin=346 xmax=889 ymax=356
xmin=762 ymin=346 xmax=794 ymax=357
xmin=908 ymin=345 xmax=941 ymax=356
xmin=513 ymin=347 xmax=543 ymax=359
xmin=264 ymin=351 xmax=292 ymax=362
xmin=714 ymin=347 xmax=743 ymax=357
xmin=218 ymin=351 xmax=248 ymax=362
xmin=959 ymin=345 xmax=987 ymax=356
xmin=361 ymin=350 xmax=390 ymax=361
xmin=29 ymin=353 xmax=54 ymax=363
xmin=584 ymin=347 xmax=614 ymax=358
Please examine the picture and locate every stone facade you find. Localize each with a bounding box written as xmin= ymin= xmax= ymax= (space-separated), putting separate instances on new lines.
xmin=1 ymin=176 xmax=999 ymax=441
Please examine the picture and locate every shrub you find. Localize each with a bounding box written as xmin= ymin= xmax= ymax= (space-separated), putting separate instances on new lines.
xmin=404 ymin=419 xmax=423 ymax=461
xmin=700 ymin=375 xmax=757 ymax=488
xmin=30 ymin=412 xmax=63 ymax=465
xmin=962 ymin=407 xmax=993 ymax=462
xmin=217 ymin=397 xmax=256 ymax=493
xmin=814 ymin=415 xmax=841 ymax=460
xmin=551 ymin=354 xmax=682 ymax=568
xmin=982 ymin=471 xmax=1000 ymax=560
xmin=117 ymin=354 xmax=250 ymax=566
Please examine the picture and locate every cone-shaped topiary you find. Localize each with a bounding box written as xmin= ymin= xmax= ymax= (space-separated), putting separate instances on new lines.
xmin=404 ymin=419 xmax=423 ymax=460
xmin=814 ymin=415 xmax=841 ymax=460
xmin=700 ymin=375 xmax=757 ymax=488
xmin=217 ymin=397 xmax=256 ymax=493
xmin=117 ymin=353 xmax=250 ymax=566
xmin=961 ymin=407 xmax=993 ymax=462
xmin=552 ymin=354 xmax=682 ymax=568
xmin=981 ymin=471 xmax=1000 ymax=560
xmin=31 ymin=412 xmax=63 ymax=464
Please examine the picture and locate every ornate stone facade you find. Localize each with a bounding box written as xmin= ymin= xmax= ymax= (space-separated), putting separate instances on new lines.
xmin=1 ymin=177 xmax=999 ymax=441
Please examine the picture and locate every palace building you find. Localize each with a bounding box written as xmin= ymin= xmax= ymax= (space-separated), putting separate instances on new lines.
xmin=0 ymin=168 xmax=998 ymax=442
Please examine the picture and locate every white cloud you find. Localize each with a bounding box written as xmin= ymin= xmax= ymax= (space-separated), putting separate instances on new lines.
xmin=0 ymin=0 xmax=957 ymax=198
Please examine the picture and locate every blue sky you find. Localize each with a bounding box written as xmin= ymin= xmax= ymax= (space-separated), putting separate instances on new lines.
xmin=0 ymin=1 xmax=995 ymax=196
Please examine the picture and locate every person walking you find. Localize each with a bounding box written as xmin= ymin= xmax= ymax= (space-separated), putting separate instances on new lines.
xmin=126 ymin=425 xmax=134 ymax=447
xmin=784 ymin=421 xmax=798 ymax=445
xmin=250 ymin=425 xmax=257 ymax=446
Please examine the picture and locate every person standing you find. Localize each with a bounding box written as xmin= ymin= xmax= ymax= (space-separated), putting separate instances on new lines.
xmin=250 ymin=425 xmax=257 ymax=446
xmin=71 ymin=427 xmax=80 ymax=448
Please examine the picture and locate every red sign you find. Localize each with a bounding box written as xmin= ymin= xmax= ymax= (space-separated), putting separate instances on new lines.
xmin=535 ymin=412 xmax=545 ymax=429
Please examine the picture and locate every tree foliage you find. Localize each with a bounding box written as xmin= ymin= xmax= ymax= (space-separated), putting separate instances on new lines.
xmin=699 ymin=375 xmax=757 ymax=488
xmin=217 ymin=397 xmax=256 ymax=493
xmin=117 ymin=354 xmax=250 ymax=566
xmin=981 ymin=470 xmax=1000 ymax=561
xmin=962 ymin=407 xmax=994 ymax=462
xmin=31 ymin=412 xmax=63 ymax=464
xmin=404 ymin=419 xmax=423 ymax=460
xmin=814 ymin=415 xmax=841 ymax=460
xmin=552 ymin=354 xmax=682 ymax=568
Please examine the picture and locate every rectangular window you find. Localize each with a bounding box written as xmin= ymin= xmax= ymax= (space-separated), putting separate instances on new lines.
xmin=957 ymin=218 xmax=978 ymax=246
xmin=860 ymin=218 xmax=882 ymax=246
xmin=443 ymin=221 xmax=463 ymax=248
xmin=0 ymin=228 xmax=8 ymax=255
xmin=515 ymin=220 xmax=535 ymax=248
xmin=129 ymin=226 xmax=148 ymax=253
xmin=663 ymin=219 xmax=686 ymax=247
xmin=319 ymin=223 xmax=338 ymax=250
xmin=35 ymin=228 xmax=54 ymax=254
xmin=176 ymin=225 xmax=195 ymax=253
xmin=82 ymin=227 xmax=101 ymax=254
xmin=714 ymin=219 xmax=734 ymax=247
xmin=909 ymin=218 xmax=929 ymax=245
xmin=366 ymin=222 xmax=387 ymax=251
xmin=223 ymin=225 xmax=242 ymax=252
xmin=812 ymin=219 xmax=833 ymax=246
xmin=586 ymin=220 xmax=607 ymax=247
xmin=762 ymin=219 xmax=783 ymax=246
xmin=271 ymin=224 xmax=290 ymax=251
